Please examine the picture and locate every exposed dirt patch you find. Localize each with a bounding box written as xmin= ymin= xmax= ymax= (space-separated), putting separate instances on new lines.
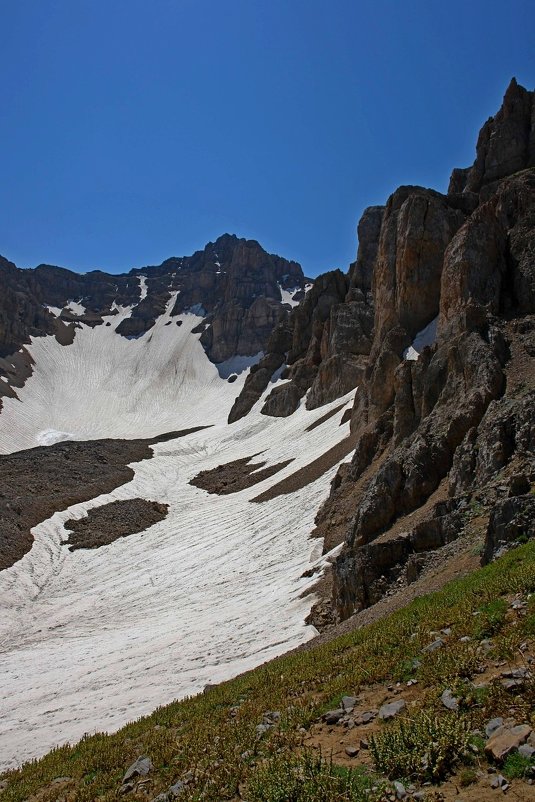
xmin=252 ymin=433 xmax=358 ymax=503
xmin=54 ymin=318 xmax=77 ymax=345
xmin=0 ymin=427 xmax=209 ymax=571
xmin=65 ymin=499 xmax=169 ymax=550
xmin=305 ymin=402 xmax=346 ymax=432
xmin=190 ymin=454 xmax=294 ymax=495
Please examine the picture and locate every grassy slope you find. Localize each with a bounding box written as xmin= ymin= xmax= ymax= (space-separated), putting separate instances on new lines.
xmin=2 ymin=542 xmax=535 ymax=802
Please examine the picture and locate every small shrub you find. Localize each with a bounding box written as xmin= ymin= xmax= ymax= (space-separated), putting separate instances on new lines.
xmin=468 ymin=499 xmax=484 ymax=518
xmin=472 ymin=599 xmax=508 ymax=639
xmin=418 ymin=644 xmax=479 ymax=686
xmin=459 ymin=767 xmax=477 ymax=786
xmin=247 ymin=752 xmax=383 ymax=802
xmin=370 ymin=711 xmax=472 ymax=782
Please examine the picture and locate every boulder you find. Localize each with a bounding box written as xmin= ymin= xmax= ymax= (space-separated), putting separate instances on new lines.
xmin=123 ymin=756 xmax=153 ymax=783
xmin=485 ymin=724 xmax=532 ymax=762
xmin=378 ymin=699 xmax=406 ymax=720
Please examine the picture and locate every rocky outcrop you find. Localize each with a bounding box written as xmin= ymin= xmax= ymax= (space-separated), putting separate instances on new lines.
xmin=450 ymin=390 xmax=535 ymax=497
xmin=230 ymin=84 xmax=535 ymax=629
xmin=229 ymin=209 xmax=382 ymax=422
xmin=482 ymin=494 xmax=535 ymax=564
xmin=335 ymin=498 xmax=467 ymax=619
xmin=229 ymin=270 xmax=350 ymax=421
xmin=457 ymin=78 xmax=535 ymax=194
xmin=371 ymin=187 xmax=465 ymax=348
xmin=65 ymin=499 xmax=169 ymax=551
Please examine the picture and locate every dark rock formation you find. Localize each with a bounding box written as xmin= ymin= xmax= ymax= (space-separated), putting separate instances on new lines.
xmin=189 ymin=454 xmax=293 ymax=495
xmin=458 ymin=78 xmax=535 ymax=194
xmin=229 ymin=244 xmax=376 ymax=421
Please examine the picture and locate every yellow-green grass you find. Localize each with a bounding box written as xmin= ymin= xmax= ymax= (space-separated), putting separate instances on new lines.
xmin=2 ymin=542 xmax=535 ymax=801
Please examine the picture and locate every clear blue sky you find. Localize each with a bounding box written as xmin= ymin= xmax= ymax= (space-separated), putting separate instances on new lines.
xmin=1 ymin=0 xmax=533 ymax=277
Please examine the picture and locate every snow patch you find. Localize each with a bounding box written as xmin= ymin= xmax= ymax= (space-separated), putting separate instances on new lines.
xmin=278 ymin=283 xmax=301 ymax=308
xmin=65 ymin=300 xmax=86 ymax=316
xmin=138 ymin=276 xmax=148 ymax=301
xmin=403 ymin=316 xmax=438 ymax=361
xmin=0 ymin=310 xmax=239 ymax=453
xmin=185 ymin=303 xmax=206 ymax=316
xmin=0 ymin=391 xmax=353 ymax=769
xmin=44 ymin=305 xmax=62 ymax=317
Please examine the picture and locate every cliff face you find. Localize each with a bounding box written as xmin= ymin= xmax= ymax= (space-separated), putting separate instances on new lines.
xmin=228 ymin=208 xmax=382 ymax=423
xmin=231 ymin=79 xmax=535 ymax=624
xmin=0 ymin=234 xmax=307 ymax=407
xmin=328 ymin=80 xmax=535 ymax=623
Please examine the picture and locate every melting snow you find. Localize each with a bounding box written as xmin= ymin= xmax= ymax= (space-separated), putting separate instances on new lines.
xmin=44 ymin=305 xmax=63 ymax=317
xmin=0 ymin=294 xmax=208 ymax=453
xmin=403 ymin=316 xmax=438 ymax=361
xmin=185 ymin=303 xmax=206 ymax=316
xmin=0 ymin=295 xmax=358 ymax=769
xmin=278 ymin=283 xmax=301 ymax=308
xmin=36 ymin=429 xmax=75 ymax=446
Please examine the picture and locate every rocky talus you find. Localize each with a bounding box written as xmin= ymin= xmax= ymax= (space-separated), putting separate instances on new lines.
xmin=232 ymin=79 xmax=535 ymax=626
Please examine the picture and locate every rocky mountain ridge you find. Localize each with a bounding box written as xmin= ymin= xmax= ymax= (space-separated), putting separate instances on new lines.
xmin=0 ymin=234 xmax=307 ymax=408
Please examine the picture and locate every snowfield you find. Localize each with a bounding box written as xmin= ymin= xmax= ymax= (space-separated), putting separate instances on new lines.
xmin=0 ymin=309 xmax=355 ymax=770
xmin=0 ymin=295 xmax=243 ymax=453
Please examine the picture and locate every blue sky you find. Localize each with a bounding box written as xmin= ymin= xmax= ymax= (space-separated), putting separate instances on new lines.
xmin=1 ymin=0 xmax=533 ymax=277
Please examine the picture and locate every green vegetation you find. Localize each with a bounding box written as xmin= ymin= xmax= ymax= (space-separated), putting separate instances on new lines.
xmin=472 ymin=598 xmax=508 ymax=639
xmin=1 ymin=542 xmax=535 ymax=802
xmin=502 ymin=751 xmax=535 ymax=779
xmin=467 ymin=498 xmax=485 ymax=518
xmin=370 ymin=710 xmax=473 ymax=782
xmin=458 ymin=767 xmax=478 ymax=786
xmin=247 ymin=753 xmax=385 ymax=802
